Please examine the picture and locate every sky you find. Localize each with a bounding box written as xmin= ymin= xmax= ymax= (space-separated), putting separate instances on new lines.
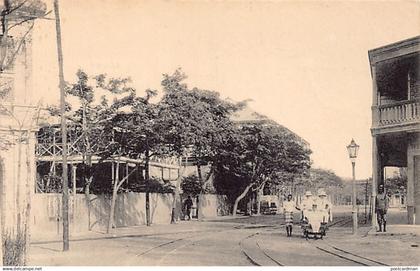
xmin=30 ymin=0 xmax=420 ymax=179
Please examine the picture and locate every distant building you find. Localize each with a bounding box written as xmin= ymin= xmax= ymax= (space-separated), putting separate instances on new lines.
xmin=369 ymin=36 xmax=420 ymax=224
xmin=0 ymin=25 xmax=38 ymax=236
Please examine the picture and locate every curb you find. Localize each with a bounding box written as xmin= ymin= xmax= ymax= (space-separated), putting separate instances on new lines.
xmin=366 ymin=228 xmax=417 ymax=237
xmin=31 ymin=228 xmax=216 ymax=245
xmin=31 ymin=220 xmax=252 ymax=245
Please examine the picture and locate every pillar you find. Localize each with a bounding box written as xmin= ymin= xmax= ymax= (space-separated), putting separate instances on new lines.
xmin=371 ymin=135 xmax=380 ymax=229
xmin=72 ymin=164 xmax=77 ymax=197
xmin=406 ymin=133 xmax=420 ymax=224
xmin=407 ymin=154 xmax=414 ymax=224
xmin=371 ymin=65 xmax=380 ymax=127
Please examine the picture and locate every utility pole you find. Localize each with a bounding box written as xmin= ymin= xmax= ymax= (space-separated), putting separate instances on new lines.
xmin=54 ymin=0 xmax=69 ymax=251
xmin=347 ymin=139 xmax=359 ymax=236
xmin=352 ymin=161 xmax=358 ymax=234
xmin=365 ymin=179 xmax=368 ymax=224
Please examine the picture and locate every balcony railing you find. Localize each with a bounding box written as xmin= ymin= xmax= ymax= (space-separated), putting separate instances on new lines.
xmin=378 ymin=99 xmax=420 ymax=126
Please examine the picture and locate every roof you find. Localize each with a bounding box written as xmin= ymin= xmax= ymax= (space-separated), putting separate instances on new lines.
xmin=230 ymin=104 xmax=310 ymax=147
xmin=230 ymin=105 xmax=270 ymax=124
xmin=368 ymin=36 xmax=420 ymax=66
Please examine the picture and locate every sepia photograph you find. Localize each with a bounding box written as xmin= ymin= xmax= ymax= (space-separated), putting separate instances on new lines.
xmin=0 ymin=0 xmax=419 ymax=269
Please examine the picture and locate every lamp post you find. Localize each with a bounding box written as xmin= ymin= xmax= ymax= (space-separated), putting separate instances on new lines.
xmin=347 ymin=139 xmax=360 ymax=235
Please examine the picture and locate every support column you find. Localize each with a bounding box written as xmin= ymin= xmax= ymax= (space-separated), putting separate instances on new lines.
xmin=125 ymin=163 xmax=129 ymax=189
xmin=406 ymin=136 xmax=416 ymax=224
xmin=371 ymin=65 xmax=380 ymax=128
xmin=72 ymin=164 xmax=77 ymax=197
xmin=371 ymin=135 xmax=380 ymax=230
xmin=111 ymin=161 xmax=114 ymax=184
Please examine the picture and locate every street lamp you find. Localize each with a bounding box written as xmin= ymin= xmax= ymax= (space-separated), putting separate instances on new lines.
xmin=347 ymin=139 xmax=360 ymax=235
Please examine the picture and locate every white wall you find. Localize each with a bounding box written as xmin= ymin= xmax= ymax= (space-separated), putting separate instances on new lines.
xmin=30 ymin=192 xmax=175 ymax=239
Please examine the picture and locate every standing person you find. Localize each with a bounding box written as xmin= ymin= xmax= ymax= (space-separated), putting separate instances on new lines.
xmin=316 ymin=189 xmax=333 ymax=223
xmin=376 ymin=184 xmax=389 ymax=232
xmin=283 ymin=194 xmax=300 ymax=237
xmin=184 ymin=195 xmax=194 ymax=220
xmin=301 ymin=191 xmax=314 ymax=220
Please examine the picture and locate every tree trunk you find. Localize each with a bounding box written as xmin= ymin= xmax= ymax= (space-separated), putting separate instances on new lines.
xmin=233 ymin=183 xmax=254 ymax=217
xmin=249 ymin=195 xmax=253 ymax=216
xmin=107 ymin=161 xmax=119 ymax=233
xmin=197 ymin=163 xmax=203 ymax=182
xmin=0 ymin=157 xmax=4 ymax=265
xmin=256 ymin=191 xmax=261 ymax=215
xmin=197 ymin=165 xmax=213 ymax=221
xmin=16 ymin=133 xmax=23 ymax=235
xmin=145 ymin=149 xmax=150 ymax=226
xmin=23 ymin=135 xmax=31 ymax=265
xmin=54 ymin=0 xmax=69 ymax=251
xmin=256 ymin=181 xmax=266 ymax=215
xmin=196 ymin=164 xmax=203 ymax=220
xmin=0 ymin=203 xmax=2 ymax=266
xmin=82 ymin=103 xmax=94 ymax=231
xmin=84 ymin=176 xmax=92 ymax=230
xmin=171 ymin=165 xmax=186 ymax=224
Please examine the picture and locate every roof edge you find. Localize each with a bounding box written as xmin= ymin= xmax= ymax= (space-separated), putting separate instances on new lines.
xmin=368 ymin=36 xmax=420 ymax=64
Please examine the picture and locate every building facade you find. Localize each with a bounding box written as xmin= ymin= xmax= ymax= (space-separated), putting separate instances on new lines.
xmin=0 ymin=28 xmax=39 ymax=238
xmin=369 ymin=36 xmax=420 ymax=224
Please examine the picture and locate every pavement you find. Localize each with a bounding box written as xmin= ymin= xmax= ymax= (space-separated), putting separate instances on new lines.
xmin=366 ymin=208 xmax=420 ymax=237
xmin=27 ymin=212 xmax=420 ymax=266
xmin=368 ymin=224 xmax=420 ymax=237
xmin=31 ymin=219 xmax=239 ymax=244
xmin=31 ymin=210 xmax=420 ymax=244
xmin=28 ymin=219 xmax=251 ymax=266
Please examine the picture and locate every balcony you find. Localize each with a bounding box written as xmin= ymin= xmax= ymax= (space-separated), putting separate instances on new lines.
xmin=373 ymin=99 xmax=420 ymax=134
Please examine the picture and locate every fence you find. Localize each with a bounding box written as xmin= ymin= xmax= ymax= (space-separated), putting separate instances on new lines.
xmin=30 ymin=192 xmax=228 ymax=239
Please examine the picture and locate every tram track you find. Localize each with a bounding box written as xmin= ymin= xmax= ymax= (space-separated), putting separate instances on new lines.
xmin=282 ymin=215 xmax=389 ymax=266
xmin=239 ymin=231 xmax=284 ymax=266
xmin=238 ymin=217 xmax=361 ymax=266
xmin=136 ymin=227 xmax=237 ymax=258
xmin=305 ymin=238 xmax=389 ymax=266
xmin=134 ymin=214 xmax=386 ymax=266
xmin=328 ymin=216 xmax=353 ymax=228
xmin=136 ymin=224 xmax=267 ymax=265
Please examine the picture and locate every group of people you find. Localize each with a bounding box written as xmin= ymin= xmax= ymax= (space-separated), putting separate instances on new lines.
xmin=182 ymin=183 xmax=389 ymax=234
xmin=282 ymin=184 xmax=390 ymax=236
xmin=282 ymin=189 xmax=333 ymax=237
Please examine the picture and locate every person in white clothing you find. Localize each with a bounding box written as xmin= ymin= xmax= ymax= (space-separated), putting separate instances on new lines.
xmin=301 ymin=191 xmax=314 ymax=220
xmin=316 ymin=189 xmax=333 ymax=223
xmin=283 ymin=194 xmax=300 ymax=237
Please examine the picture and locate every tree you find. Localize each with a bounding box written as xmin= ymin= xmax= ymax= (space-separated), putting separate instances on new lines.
xmin=181 ymin=175 xmax=202 ymax=196
xmin=87 ymin=73 xmax=137 ymax=233
xmin=213 ymin=123 xmax=311 ymax=216
xmin=385 ymin=169 xmax=407 ymax=194
xmin=295 ymin=168 xmax=344 ymax=204
xmin=306 ymin=168 xmax=344 ymax=192
xmin=47 ymin=70 xmax=121 ymax=231
xmin=106 ymin=87 xmax=165 ymax=227
xmin=46 ymin=70 xmax=138 ymax=234
xmin=156 ymin=69 xmax=191 ymax=223
xmin=156 ymin=69 xmax=243 ymax=221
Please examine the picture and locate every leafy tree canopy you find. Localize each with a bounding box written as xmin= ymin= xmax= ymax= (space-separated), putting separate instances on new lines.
xmin=213 ymin=122 xmax=311 ymax=203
